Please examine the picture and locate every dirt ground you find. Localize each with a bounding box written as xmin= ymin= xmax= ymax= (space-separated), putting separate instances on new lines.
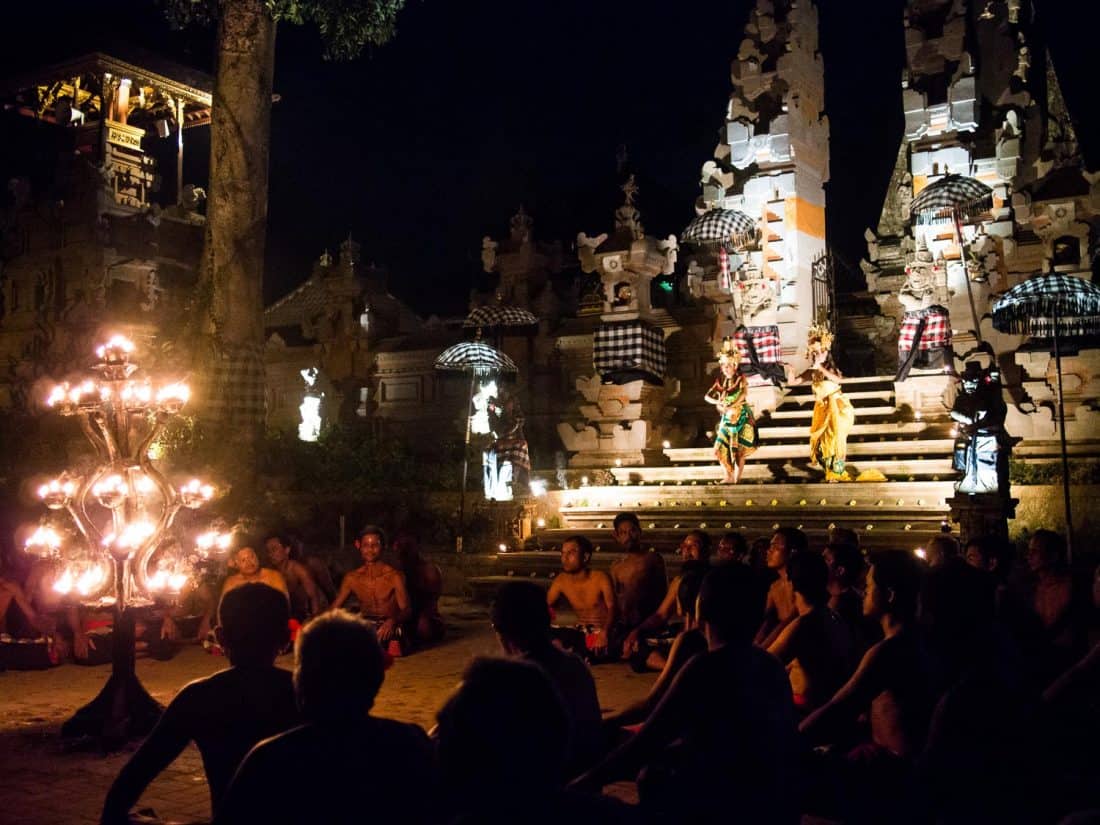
xmin=0 ymin=598 xmax=654 ymax=824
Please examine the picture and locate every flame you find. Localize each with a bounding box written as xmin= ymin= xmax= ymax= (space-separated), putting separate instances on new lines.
xmin=96 ymin=334 xmax=135 ymax=360
xmin=25 ymin=525 xmax=62 ymax=553
xmin=76 ymin=565 xmax=106 ymax=596
xmin=53 ymin=568 xmax=74 ymax=594
xmin=156 ymin=382 xmax=191 ymax=406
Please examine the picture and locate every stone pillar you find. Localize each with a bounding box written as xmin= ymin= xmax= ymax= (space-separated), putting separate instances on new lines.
xmin=946 ymin=492 xmax=1017 ymax=544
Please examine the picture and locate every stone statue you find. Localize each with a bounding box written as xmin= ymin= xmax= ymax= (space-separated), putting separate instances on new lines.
xmin=483 ymin=390 xmax=530 ymax=501
xmin=896 ymin=240 xmax=954 ymax=381
xmin=510 ymin=206 xmax=533 ymax=245
xmin=481 ymin=237 xmax=498 ymax=273
xmin=951 ymin=362 xmax=1009 ymax=496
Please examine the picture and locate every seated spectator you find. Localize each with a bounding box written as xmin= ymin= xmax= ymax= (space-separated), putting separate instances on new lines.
xmin=101 ymin=584 xmax=297 ymax=823
xmin=824 ymin=541 xmax=878 ymax=653
xmin=330 ymin=526 xmax=411 ymax=650
xmin=622 ymin=530 xmax=710 ymax=665
xmin=0 ymin=566 xmax=42 ymax=638
xmin=715 ymin=531 xmax=748 ymax=564
xmin=264 ymin=533 xmax=324 ymax=621
xmin=491 ymin=581 xmax=602 ymax=772
xmin=828 ymin=525 xmax=860 ymax=548
xmin=573 ymin=564 xmax=803 ymax=824
xmin=1025 ymin=529 xmax=1087 ymax=681
xmin=768 ymin=552 xmax=856 ymax=714
xmin=754 ymin=527 xmax=807 ymax=647
xmin=394 ymin=531 xmax=445 ymax=645
xmin=221 ymin=546 xmax=288 ymax=599
xmin=436 ymin=657 xmax=637 ymax=824
xmin=918 ymin=559 xmax=1040 ymax=824
xmin=603 ymin=566 xmax=709 ymax=733
xmin=924 ymin=534 xmax=960 ymax=569
xmin=216 ymin=611 xmax=436 ymax=824
xmin=608 ymin=513 xmax=667 ymax=632
xmin=799 ymin=550 xmax=936 ymax=823
xmin=546 ymin=535 xmax=618 ymax=660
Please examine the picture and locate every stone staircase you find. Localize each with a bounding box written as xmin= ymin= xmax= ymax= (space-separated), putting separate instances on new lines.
xmin=524 ymin=375 xmax=961 ymax=556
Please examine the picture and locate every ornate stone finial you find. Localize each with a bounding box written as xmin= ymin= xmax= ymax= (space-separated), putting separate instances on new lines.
xmin=319 ymin=248 xmax=333 ymax=267
xmin=510 ymin=206 xmax=533 ymax=244
xmin=340 ymin=233 xmax=360 ymax=267
xmin=621 ymin=174 xmax=639 ymax=207
xmin=615 ymin=176 xmax=644 ymax=240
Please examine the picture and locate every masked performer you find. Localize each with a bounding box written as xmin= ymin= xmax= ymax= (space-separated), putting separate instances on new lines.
xmin=705 ymin=338 xmax=757 ymax=484
xmin=789 ymin=325 xmax=854 ymax=482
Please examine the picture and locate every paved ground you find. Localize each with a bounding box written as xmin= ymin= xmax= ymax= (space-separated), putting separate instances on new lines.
xmin=0 ymin=598 xmax=655 ymax=824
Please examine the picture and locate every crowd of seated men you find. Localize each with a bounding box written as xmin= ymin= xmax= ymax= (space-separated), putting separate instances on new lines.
xmin=0 ymin=524 xmax=443 ymax=669
xmin=47 ymin=510 xmax=1098 ymax=823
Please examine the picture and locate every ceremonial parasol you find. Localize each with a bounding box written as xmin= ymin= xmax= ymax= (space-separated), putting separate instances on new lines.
xmin=436 ymin=338 xmax=518 ymax=552
xmin=681 ymin=208 xmax=757 ymax=250
xmin=992 ymin=272 xmax=1100 ymax=560
xmin=463 ymin=304 xmax=538 ymax=328
xmin=909 ymin=173 xmax=994 ymax=343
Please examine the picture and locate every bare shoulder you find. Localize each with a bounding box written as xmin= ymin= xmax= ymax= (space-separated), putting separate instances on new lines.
xmin=592 ymin=569 xmax=614 ymax=588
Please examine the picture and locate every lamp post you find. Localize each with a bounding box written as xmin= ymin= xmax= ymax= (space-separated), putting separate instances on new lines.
xmin=25 ymin=335 xmax=225 ymax=745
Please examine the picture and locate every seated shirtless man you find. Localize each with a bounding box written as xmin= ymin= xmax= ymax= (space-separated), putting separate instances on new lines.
xmin=0 ymin=567 xmax=41 ymax=638
xmin=222 ymin=546 xmax=288 ymax=600
xmin=754 ymin=527 xmax=806 ymax=647
xmin=393 ymin=532 xmax=444 ymax=645
xmin=622 ymin=530 xmax=710 ymax=667
xmin=608 ymin=512 xmax=666 ymax=634
xmin=545 ymin=535 xmax=617 ymax=660
xmin=331 ymin=525 xmax=410 ymax=649
xmin=264 ymin=533 xmax=324 ymax=622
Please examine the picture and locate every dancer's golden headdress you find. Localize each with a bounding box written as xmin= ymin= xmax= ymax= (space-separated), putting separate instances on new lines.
xmin=806 ymin=323 xmax=834 ymax=359
xmin=716 ymin=336 xmax=739 ymax=366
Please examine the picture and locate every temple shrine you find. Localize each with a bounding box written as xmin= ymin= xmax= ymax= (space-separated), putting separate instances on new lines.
xmin=1 ymin=0 xmax=1096 ymax=556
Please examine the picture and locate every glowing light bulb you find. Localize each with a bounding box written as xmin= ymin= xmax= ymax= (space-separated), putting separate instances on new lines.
xmin=96 ymin=334 xmax=135 ymax=363
xmin=156 ymin=382 xmax=191 ymax=413
xmin=25 ymin=525 xmax=62 ymax=555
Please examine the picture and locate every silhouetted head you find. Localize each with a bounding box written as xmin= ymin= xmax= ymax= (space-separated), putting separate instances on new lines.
xmin=294 ymin=610 xmax=384 ymax=722
xmin=824 ymin=541 xmax=864 ymax=589
xmin=926 ymin=534 xmax=960 ymax=568
xmin=436 ymin=657 xmax=569 ymax=802
xmin=789 ymin=552 xmax=830 ymax=608
xmin=716 ymin=531 xmax=748 ymax=564
xmin=768 ymin=527 xmax=807 ymax=570
xmin=1027 ymin=529 xmax=1066 ymax=573
xmin=217 ymin=583 xmax=290 ymax=667
xmin=612 ymin=512 xmax=642 ymax=552
xmin=864 ymin=550 xmax=924 ymax=623
xmin=491 ymin=581 xmax=551 ymax=652
xmin=698 ymin=563 xmax=765 ymax=645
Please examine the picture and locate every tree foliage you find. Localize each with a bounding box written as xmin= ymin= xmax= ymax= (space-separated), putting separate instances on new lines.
xmin=161 ymin=0 xmax=407 ymax=60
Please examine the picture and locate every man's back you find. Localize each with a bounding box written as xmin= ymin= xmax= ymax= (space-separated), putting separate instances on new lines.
xmin=525 ymin=644 xmax=603 ymax=770
xmin=101 ymin=665 xmax=297 ymax=822
xmin=649 ymin=643 xmax=802 ymax=821
xmin=216 ymin=716 xmax=436 ymax=824
xmin=780 ymin=607 xmax=856 ymax=712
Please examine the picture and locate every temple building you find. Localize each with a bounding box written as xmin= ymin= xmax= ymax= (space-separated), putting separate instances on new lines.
xmin=0 ymin=51 xmax=211 ymax=408
xmin=857 ymin=0 xmax=1100 ymax=454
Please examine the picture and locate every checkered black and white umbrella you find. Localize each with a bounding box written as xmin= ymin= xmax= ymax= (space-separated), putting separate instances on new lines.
xmin=435 ymin=341 xmax=518 ymax=376
xmin=681 ymin=208 xmax=757 ymax=249
xmin=910 ymin=174 xmax=993 ymax=225
xmin=992 ymin=273 xmax=1100 ymax=338
xmin=463 ymin=304 xmax=538 ymax=328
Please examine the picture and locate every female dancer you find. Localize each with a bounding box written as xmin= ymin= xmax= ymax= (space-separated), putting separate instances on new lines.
xmin=705 ymin=338 xmax=757 ymax=484
xmin=789 ymin=326 xmax=854 ymax=482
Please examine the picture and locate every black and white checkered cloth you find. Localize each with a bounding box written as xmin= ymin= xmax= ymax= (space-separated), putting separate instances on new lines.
xmin=463 ymin=305 xmax=538 ymax=328
xmin=992 ymin=273 xmax=1100 ymax=338
xmin=204 ymin=342 xmax=266 ymax=430
xmin=910 ymin=174 xmax=993 ymax=225
xmin=681 ymin=208 xmax=756 ymax=249
xmin=593 ymin=320 xmax=666 ymax=383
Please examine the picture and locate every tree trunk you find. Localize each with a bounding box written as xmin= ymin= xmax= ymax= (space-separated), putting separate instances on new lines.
xmin=199 ymin=0 xmax=276 ymax=452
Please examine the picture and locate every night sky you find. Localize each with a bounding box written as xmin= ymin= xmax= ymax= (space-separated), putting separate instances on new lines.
xmin=4 ymin=0 xmax=1099 ymax=314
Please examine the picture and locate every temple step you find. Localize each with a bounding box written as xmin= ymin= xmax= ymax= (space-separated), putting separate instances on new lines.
xmin=611 ymin=457 xmax=955 ymax=484
xmin=665 ymin=439 xmax=954 ymax=463
xmin=524 ymin=480 xmax=957 ymax=554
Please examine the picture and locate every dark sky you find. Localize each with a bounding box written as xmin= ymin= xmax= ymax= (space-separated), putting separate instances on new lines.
xmin=4 ymin=0 xmax=1099 ymax=314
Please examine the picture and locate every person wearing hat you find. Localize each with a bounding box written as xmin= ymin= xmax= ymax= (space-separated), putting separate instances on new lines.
xmin=788 ymin=325 xmax=854 ymax=482
xmin=950 ymin=361 xmax=1008 ymax=495
xmin=704 ymin=337 xmax=758 ymax=484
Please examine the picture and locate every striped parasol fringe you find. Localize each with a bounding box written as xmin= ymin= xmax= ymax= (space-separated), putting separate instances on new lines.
xmin=995 ymin=313 xmax=1100 ymax=338
xmin=912 ymin=194 xmax=994 ymax=225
